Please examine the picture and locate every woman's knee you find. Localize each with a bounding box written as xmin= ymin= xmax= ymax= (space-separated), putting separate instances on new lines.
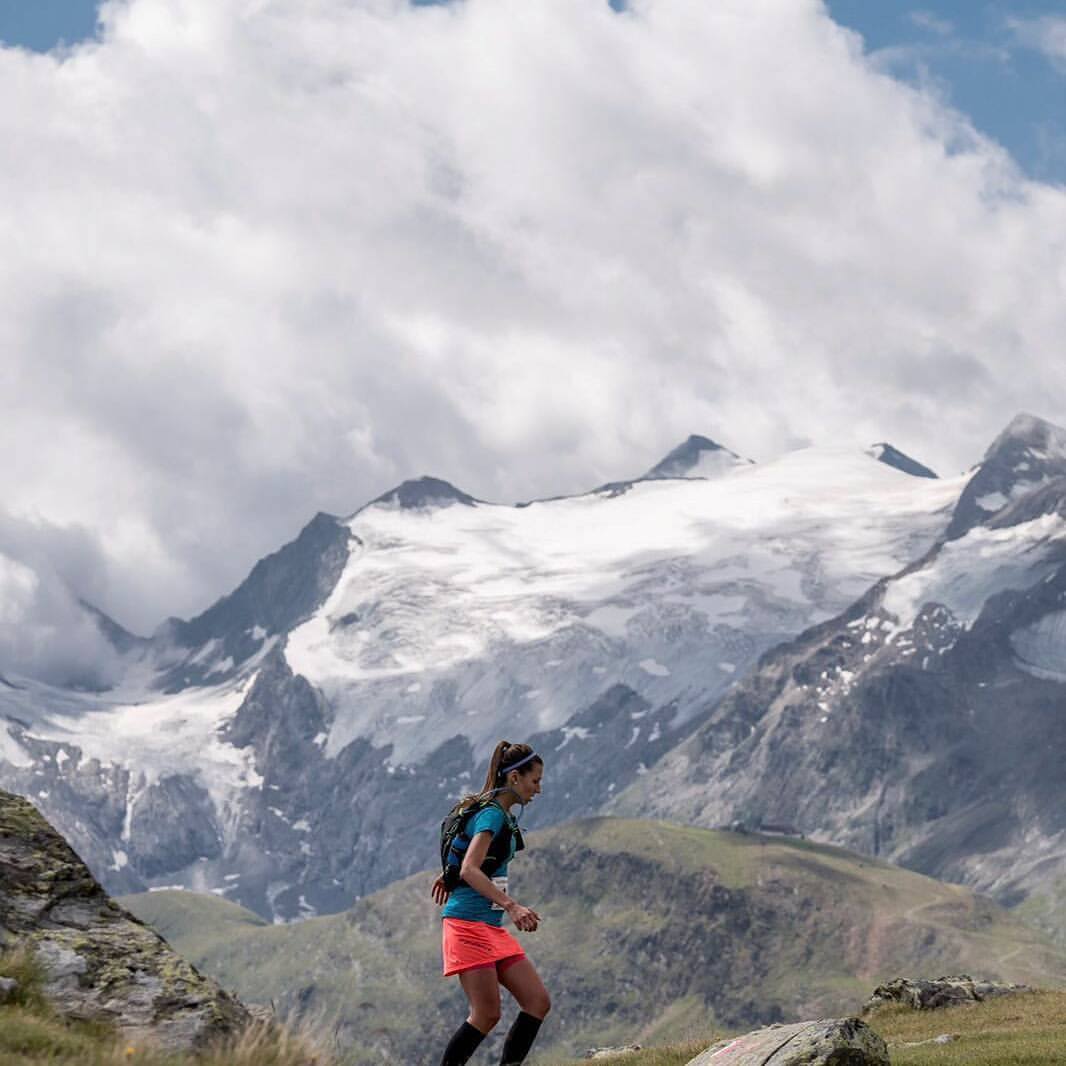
xmin=527 ymin=988 xmax=551 ymax=1018
xmin=470 ymin=1006 xmax=502 ymax=1032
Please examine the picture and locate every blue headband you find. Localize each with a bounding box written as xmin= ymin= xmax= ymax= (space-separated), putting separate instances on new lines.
xmin=500 ymin=751 xmax=538 ymax=776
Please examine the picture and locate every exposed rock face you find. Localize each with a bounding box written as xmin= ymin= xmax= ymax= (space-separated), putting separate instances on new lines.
xmin=946 ymin=413 xmax=1066 ymax=541
xmin=156 ymin=510 xmax=352 ymax=692
xmin=643 ymin=434 xmax=753 ymax=480
xmin=864 ymin=975 xmax=1030 ymax=1012
xmin=689 ymin=1018 xmax=888 ymax=1065
xmin=866 ymin=443 xmax=937 ymax=480
xmin=0 ymin=788 xmax=249 ymax=1050
xmin=369 ymin=476 xmax=479 ymax=510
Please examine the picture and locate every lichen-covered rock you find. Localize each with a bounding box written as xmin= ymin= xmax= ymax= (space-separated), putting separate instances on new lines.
xmin=863 ymin=975 xmax=1030 ymax=1013
xmin=687 ymin=1018 xmax=888 ymax=1065
xmin=0 ymin=788 xmax=249 ymax=1050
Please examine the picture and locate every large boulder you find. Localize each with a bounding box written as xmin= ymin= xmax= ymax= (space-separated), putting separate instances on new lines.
xmin=864 ymin=975 xmax=1030 ymax=1012
xmin=687 ymin=1018 xmax=888 ymax=1065
xmin=0 ymin=788 xmax=249 ymax=1050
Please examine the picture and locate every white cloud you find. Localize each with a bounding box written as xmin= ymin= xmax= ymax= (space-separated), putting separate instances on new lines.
xmin=0 ymin=518 xmax=124 ymax=688
xmin=0 ymin=0 xmax=1065 ymax=635
xmin=1008 ymin=15 xmax=1066 ymax=69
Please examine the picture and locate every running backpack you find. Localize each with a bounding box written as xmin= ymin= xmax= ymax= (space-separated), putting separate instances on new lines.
xmin=439 ymin=796 xmax=523 ymax=891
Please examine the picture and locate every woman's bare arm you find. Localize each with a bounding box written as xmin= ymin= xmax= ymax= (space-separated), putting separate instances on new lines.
xmin=461 ymin=830 xmax=540 ymax=931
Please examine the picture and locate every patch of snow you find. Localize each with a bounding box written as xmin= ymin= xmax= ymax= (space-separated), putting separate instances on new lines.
xmin=556 ymin=726 xmax=591 ymax=751
xmin=148 ymin=885 xmax=185 ymax=892
xmin=976 ymin=492 xmax=1009 ymax=512
xmin=188 ymin=639 xmax=222 ymax=666
xmin=882 ymin=513 xmax=1066 ymax=633
xmin=639 ymin=659 xmax=670 ymax=677
xmin=292 ymin=818 xmax=311 ymax=832
xmin=110 ymin=850 xmax=129 ymax=871
xmin=405 ymin=681 xmax=422 ymax=693
xmin=396 ymin=715 xmax=426 ymax=725
xmin=625 ymin=726 xmax=640 ymax=748
xmin=224 ymin=873 xmax=241 ymax=881
xmin=250 ymin=625 xmax=268 ymax=641
xmin=207 ymin=656 xmax=235 ymax=676
xmin=719 ymin=662 xmax=736 ymax=673
xmin=585 ymin=604 xmax=638 ymax=638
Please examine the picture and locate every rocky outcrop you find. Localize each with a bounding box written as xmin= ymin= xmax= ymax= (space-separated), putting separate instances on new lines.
xmin=0 ymin=788 xmax=249 ymax=1050
xmin=864 ymin=975 xmax=1030 ymax=1012
xmin=688 ymin=1018 xmax=888 ymax=1065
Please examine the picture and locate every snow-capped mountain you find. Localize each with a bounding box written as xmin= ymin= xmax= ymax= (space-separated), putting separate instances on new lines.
xmin=614 ymin=413 xmax=1066 ymax=934
xmin=0 ymin=435 xmax=962 ymax=919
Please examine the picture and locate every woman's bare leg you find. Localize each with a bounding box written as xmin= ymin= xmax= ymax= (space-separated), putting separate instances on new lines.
xmin=498 ymin=959 xmax=551 ymax=1020
xmin=459 ymin=966 xmax=503 ymax=1033
xmin=497 ymin=960 xmax=550 ymax=1065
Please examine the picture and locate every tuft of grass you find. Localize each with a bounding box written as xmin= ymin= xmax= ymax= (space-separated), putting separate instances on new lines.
xmin=0 ymin=945 xmax=47 ymax=1010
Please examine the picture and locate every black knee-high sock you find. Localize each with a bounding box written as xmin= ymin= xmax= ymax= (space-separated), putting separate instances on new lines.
xmin=499 ymin=1011 xmax=543 ymax=1065
xmin=440 ymin=1020 xmax=487 ymax=1066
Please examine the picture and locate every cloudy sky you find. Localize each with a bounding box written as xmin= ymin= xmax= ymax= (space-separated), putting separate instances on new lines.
xmin=1 ymin=0 xmax=1065 ymax=675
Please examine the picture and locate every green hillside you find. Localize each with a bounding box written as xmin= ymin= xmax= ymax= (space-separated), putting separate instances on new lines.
xmin=121 ymin=818 xmax=1066 ymax=1063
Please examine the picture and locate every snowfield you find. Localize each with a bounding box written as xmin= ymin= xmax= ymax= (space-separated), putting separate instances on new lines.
xmin=286 ymin=446 xmax=963 ymax=763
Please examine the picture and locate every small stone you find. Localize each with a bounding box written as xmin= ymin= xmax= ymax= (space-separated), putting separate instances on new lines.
xmin=586 ymin=1047 xmax=642 ymax=1060
xmin=0 ymin=976 xmax=19 ymax=1004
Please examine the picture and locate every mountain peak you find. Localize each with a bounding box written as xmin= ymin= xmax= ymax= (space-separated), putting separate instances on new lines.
xmin=643 ymin=434 xmax=752 ymax=481
xmin=990 ymin=413 xmax=1066 ymax=457
xmin=370 ymin=476 xmax=477 ymax=511
xmin=947 ymin=413 xmax=1066 ymax=540
xmin=866 ymin=443 xmax=938 ymax=479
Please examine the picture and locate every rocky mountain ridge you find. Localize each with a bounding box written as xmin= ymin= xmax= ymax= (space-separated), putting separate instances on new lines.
xmin=0 ymin=432 xmax=960 ymax=918
xmin=614 ymin=413 xmax=1066 ymax=939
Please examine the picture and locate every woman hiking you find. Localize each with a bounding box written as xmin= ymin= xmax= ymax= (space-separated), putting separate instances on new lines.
xmin=431 ymin=741 xmax=550 ymax=1066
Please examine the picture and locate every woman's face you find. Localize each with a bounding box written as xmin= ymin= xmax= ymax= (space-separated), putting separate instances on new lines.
xmin=509 ymin=763 xmax=543 ymax=804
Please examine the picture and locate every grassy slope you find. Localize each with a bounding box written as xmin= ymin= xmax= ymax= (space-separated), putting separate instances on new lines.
xmin=539 ymin=990 xmax=1066 ymax=1065
xmin=120 ymin=818 xmax=1066 ymax=1063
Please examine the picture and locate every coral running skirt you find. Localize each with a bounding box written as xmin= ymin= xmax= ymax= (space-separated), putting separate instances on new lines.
xmin=442 ymin=917 xmax=526 ymax=977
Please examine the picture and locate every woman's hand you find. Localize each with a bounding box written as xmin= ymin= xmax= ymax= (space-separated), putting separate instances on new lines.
xmin=431 ymin=875 xmax=450 ymax=906
xmin=505 ymin=900 xmax=540 ymax=932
